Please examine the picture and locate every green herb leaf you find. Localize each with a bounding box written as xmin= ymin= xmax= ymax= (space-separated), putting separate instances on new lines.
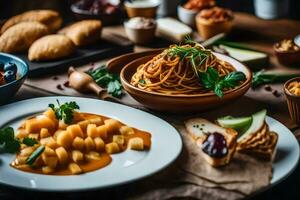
xmin=5 ymin=140 xmax=21 ymax=153
xmin=252 ymin=70 xmax=300 ymax=88
xmin=23 ymin=137 xmax=38 ymax=146
xmin=26 ymin=145 xmax=45 ymax=166
xmin=87 ymin=65 xmax=123 ymax=98
xmin=0 ymin=127 xmax=21 ymax=153
xmin=139 ymin=79 xmax=146 ymax=85
xmin=49 ymin=100 xmax=80 ymax=124
xmin=199 ymin=67 xmax=246 ymax=98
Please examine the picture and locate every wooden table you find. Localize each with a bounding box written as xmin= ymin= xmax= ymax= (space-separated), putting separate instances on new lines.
xmin=2 ymin=12 xmax=300 ymax=199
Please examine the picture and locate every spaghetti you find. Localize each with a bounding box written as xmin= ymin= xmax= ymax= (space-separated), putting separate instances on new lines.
xmin=130 ymin=43 xmax=235 ymax=95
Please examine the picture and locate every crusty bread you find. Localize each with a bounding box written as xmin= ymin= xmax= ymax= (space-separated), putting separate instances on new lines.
xmin=185 ymin=118 xmax=237 ymax=167
xmin=237 ymin=123 xmax=278 ymax=161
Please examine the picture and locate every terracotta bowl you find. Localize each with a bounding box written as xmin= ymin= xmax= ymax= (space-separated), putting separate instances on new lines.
xmin=195 ymin=14 xmax=233 ymax=40
xmin=284 ymin=77 xmax=300 ymax=125
xmin=274 ymin=44 xmax=300 ymax=66
xmin=120 ymin=52 xmax=252 ymax=113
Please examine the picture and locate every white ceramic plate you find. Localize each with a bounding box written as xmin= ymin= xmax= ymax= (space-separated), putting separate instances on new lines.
xmin=267 ymin=117 xmax=299 ymax=185
xmin=0 ymin=96 xmax=182 ymax=191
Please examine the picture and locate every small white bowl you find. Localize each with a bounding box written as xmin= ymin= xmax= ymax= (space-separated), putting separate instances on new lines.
xmin=177 ymin=5 xmax=198 ymax=27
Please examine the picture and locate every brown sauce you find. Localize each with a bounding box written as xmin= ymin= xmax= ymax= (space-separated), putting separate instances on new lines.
xmin=11 ymin=112 xmax=152 ymax=175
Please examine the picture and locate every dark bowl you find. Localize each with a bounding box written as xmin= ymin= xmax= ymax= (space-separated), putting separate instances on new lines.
xmin=0 ymin=53 xmax=29 ymax=105
xmin=274 ymin=44 xmax=300 ymax=66
xmin=70 ymin=4 xmax=125 ymax=26
xmin=120 ymin=52 xmax=252 ymax=113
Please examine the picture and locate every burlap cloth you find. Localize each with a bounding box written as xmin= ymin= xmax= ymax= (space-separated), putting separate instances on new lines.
xmin=120 ymin=95 xmax=273 ymax=200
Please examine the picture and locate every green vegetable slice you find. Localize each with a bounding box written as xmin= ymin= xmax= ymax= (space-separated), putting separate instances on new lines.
xmin=26 ymin=146 xmax=45 ymax=166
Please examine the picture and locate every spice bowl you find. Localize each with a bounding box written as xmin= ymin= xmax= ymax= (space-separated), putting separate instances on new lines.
xmin=177 ymin=5 xmax=198 ymax=27
xmin=284 ymin=77 xmax=300 ymax=125
xmin=124 ymin=0 xmax=160 ymax=18
xmin=124 ymin=17 xmax=156 ymax=45
xmin=274 ymin=39 xmax=300 ymax=66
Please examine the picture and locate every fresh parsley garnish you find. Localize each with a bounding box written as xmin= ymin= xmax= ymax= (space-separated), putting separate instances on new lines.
xmin=87 ymin=65 xmax=123 ymax=98
xmin=167 ymin=43 xmax=211 ymax=76
xmin=49 ymin=100 xmax=80 ymax=124
xmin=22 ymin=137 xmax=38 ymax=146
xmin=200 ymin=67 xmax=246 ymax=98
xmin=0 ymin=127 xmax=38 ymax=153
xmin=26 ymin=145 xmax=45 ymax=166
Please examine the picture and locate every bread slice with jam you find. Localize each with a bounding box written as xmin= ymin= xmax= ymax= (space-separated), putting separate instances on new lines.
xmin=185 ymin=118 xmax=238 ymax=167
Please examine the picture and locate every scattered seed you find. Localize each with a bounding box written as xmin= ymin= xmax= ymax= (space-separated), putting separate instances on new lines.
xmin=63 ymin=81 xmax=70 ymax=88
xmin=52 ymin=76 xmax=59 ymax=80
xmin=272 ymin=90 xmax=281 ymax=97
xmin=56 ymin=84 xmax=64 ymax=90
xmin=264 ymin=85 xmax=272 ymax=91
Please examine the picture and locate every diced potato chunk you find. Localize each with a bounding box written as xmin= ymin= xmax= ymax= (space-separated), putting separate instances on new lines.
xmin=104 ymin=119 xmax=121 ymax=135
xmin=15 ymin=156 xmax=27 ymax=165
xmin=119 ymin=126 xmax=135 ymax=135
xmin=42 ymin=166 xmax=54 ymax=174
xmin=40 ymin=128 xmax=51 ymax=138
xmin=113 ymin=135 xmax=124 ymax=146
xmin=105 ymin=142 xmax=120 ymax=154
xmin=72 ymin=137 xmax=85 ymax=150
xmin=85 ymin=137 xmax=95 ymax=151
xmin=40 ymin=137 xmax=57 ymax=149
xmin=25 ymin=115 xmax=55 ymax=133
xmin=20 ymin=147 xmax=35 ymax=156
xmin=78 ymin=120 xmax=90 ymax=132
xmin=55 ymin=147 xmax=68 ymax=165
xmin=72 ymin=150 xmax=84 ymax=163
xmin=128 ymin=137 xmax=144 ymax=150
xmin=97 ymin=125 xmax=107 ymax=139
xmin=42 ymin=154 xmax=58 ymax=168
xmin=43 ymin=109 xmax=57 ymax=123
xmin=16 ymin=129 xmax=28 ymax=139
xmin=53 ymin=129 xmax=63 ymax=139
xmin=67 ymin=124 xmax=84 ymax=138
xmin=28 ymin=133 xmax=39 ymax=140
xmin=73 ymin=111 xmax=84 ymax=122
xmin=57 ymin=131 xmax=73 ymax=149
xmin=87 ymin=124 xmax=99 ymax=138
xmin=94 ymin=137 xmax=104 ymax=152
xmin=44 ymin=146 xmax=56 ymax=156
xmin=89 ymin=117 xmax=103 ymax=126
xmin=85 ymin=151 xmax=101 ymax=161
xmin=58 ymin=120 xmax=68 ymax=130
xmin=68 ymin=163 xmax=82 ymax=174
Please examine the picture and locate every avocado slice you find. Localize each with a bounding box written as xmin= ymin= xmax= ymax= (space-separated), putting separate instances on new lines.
xmin=219 ymin=44 xmax=268 ymax=69
xmin=217 ymin=116 xmax=253 ymax=136
xmin=237 ymin=109 xmax=267 ymax=142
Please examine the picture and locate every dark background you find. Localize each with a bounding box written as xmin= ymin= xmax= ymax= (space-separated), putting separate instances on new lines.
xmin=0 ymin=0 xmax=300 ymax=20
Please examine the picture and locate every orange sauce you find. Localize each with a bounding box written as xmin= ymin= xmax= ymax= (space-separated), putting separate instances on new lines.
xmin=11 ymin=113 xmax=151 ymax=175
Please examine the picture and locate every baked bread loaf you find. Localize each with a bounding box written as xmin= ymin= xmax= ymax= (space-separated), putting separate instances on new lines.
xmin=58 ymin=20 xmax=102 ymax=46
xmin=28 ymin=34 xmax=75 ymax=61
xmin=0 ymin=22 xmax=48 ymax=53
xmin=1 ymin=9 xmax=62 ymax=34
xmin=185 ymin=118 xmax=237 ymax=167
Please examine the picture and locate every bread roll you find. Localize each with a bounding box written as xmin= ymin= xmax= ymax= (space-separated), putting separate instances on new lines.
xmin=58 ymin=20 xmax=102 ymax=46
xmin=28 ymin=34 xmax=75 ymax=61
xmin=1 ymin=9 xmax=62 ymax=34
xmin=0 ymin=22 xmax=48 ymax=53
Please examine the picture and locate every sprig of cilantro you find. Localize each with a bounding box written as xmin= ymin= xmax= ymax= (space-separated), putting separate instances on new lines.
xmin=0 ymin=127 xmax=38 ymax=153
xmin=199 ymin=67 xmax=246 ymax=98
xmin=49 ymin=100 xmax=80 ymax=124
xmin=87 ymin=65 xmax=123 ymax=98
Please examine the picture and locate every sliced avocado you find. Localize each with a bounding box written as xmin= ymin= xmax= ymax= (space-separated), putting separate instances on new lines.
xmin=219 ymin=45 xmax=268 ymax=69
xmin=217 ymin=116 xmax=253 ymax=136
xmin=237 ymin=109 xmax=267 ymax=142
